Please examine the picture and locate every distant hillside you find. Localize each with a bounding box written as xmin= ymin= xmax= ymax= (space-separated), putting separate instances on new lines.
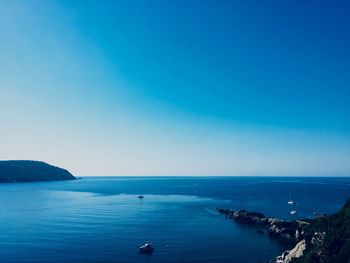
xmin=292 ymin=199 xmax=350 ymax=263
xmin=0 ymin=160 xmax=76 ymax=183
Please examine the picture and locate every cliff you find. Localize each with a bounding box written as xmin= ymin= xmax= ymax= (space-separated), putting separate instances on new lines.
xmin=275 ymin=240 xmax=306 ymax=263
xmin=0 ymin=160 xmax=76 ymax=183
xmin=218 ymin=198 xmax=350 ymax=263
xmin=291 ymin=198 xmax=350 ymax=263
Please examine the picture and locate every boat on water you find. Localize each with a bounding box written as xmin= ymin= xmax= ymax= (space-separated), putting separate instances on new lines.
xmin=139 ymin=243 xmax=154 ymax=254
xmin=287 ymin=189 xmax=295 ymax=205
xmin=288 ymin=190 xmax=297 ymax=215
xmin=138 ymin=194 xmax=144 ymax=199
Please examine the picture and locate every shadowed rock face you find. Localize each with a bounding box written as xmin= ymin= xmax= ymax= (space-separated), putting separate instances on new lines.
xmin=0 ymin=160 xmax=76 ymax=183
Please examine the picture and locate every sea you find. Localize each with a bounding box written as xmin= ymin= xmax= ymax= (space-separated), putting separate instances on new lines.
xmin=0 ymin=176 xmax=349 ymax=263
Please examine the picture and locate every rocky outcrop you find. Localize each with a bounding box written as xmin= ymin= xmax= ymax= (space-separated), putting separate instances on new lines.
xmin=219 ymin=198 xmax=350 ymax=263
xmin=217 ymin=208 xmax=308 ymax=242
xmin=274 ymin=239 xmax=306 ymax=263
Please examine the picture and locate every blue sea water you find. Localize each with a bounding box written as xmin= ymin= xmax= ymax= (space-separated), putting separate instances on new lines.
xmin=0 ymin=176 xmax=350 ymax=263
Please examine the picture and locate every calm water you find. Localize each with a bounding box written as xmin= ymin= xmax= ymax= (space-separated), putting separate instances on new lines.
xmin=0 ymin=176 xmax=349 ymax=263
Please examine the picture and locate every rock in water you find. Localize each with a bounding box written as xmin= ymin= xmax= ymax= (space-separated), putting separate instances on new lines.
xmin=0 ymin=160 xmax=76 ymax=183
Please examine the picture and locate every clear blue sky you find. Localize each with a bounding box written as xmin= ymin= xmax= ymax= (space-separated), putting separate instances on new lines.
xmin=1 ymin=0 xmax=349 ymax=176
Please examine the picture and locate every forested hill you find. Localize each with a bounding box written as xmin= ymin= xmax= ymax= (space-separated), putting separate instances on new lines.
xmin=293 ymin=198 xmax=350 ymax=263
xmin=0 ymin=160 xmax=76 ymax=183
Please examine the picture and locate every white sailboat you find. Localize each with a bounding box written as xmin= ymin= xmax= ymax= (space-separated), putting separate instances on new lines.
xmin=287 ymin=189 xmax=295 ymax=205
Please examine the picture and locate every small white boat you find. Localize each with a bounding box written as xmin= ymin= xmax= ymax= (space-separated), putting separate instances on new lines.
xmin=139 ymin=243 xmax=154 ymax=254
xmin=290 ymin=210 xmax=297 ymax=215
xmin=288 ymin=190 xmax=295 ymax=205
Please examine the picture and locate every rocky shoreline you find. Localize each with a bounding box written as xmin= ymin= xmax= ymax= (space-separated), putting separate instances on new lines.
xmin=217 ymin=208 xmax=309 ymax=242
xmin=216 ymin=208 xmax=309 ymax=262
xmin=218 ymin=198 xmax=350 ymax=262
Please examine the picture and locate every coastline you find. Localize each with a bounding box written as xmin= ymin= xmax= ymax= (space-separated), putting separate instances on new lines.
xmin=217 ymin=198 xmax=350 ymax=262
